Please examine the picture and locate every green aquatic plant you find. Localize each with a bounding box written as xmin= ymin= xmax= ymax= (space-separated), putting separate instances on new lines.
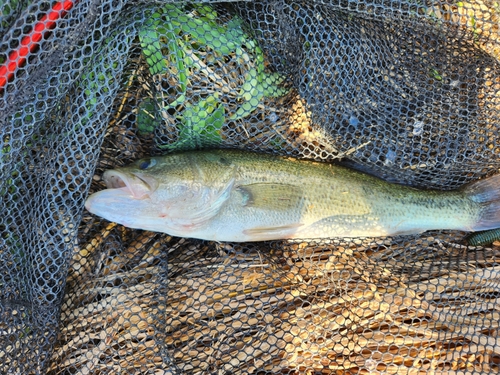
xmin=137 ymin=4 xmax=288 ymax=150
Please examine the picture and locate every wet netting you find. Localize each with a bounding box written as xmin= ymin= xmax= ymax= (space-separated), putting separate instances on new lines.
xmin=1 ymin=0 xmax=500 ymax=374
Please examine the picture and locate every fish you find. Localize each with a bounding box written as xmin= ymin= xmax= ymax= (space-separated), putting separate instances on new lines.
xmin=85 ymin=149 xmax=500 ymax=242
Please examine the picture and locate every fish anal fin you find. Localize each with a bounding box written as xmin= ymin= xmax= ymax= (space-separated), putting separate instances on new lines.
xmin=237 ymin=183 xmax=303 ymax=211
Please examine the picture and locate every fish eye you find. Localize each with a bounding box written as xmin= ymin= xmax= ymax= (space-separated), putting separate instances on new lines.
xmin=138 ymin=158 xmax=157 ymax=170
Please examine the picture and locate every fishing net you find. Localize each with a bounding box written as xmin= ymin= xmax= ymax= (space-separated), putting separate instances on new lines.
xmin=1 ymin=0 xmax=499 ymax=374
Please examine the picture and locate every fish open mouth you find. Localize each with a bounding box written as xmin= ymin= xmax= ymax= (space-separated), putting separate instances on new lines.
xmin=103 ymin=170 xmax=158 ymax=199
xmin=104 ymin=172 xmax=128 ymax=189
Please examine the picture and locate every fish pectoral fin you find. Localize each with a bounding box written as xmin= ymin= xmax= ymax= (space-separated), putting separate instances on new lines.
xmin=243 ymin=223 xmax=304 ymax=240
xmin=237 ymin=183 xmax=303 ymax=211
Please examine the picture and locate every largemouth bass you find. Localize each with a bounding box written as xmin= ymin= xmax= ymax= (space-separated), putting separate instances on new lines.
xmin=85 ymin=149 xmax=500 ymax=242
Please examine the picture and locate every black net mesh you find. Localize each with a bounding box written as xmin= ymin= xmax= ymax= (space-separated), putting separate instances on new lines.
xmin=1 ymin=0 xmax=499 ymax=374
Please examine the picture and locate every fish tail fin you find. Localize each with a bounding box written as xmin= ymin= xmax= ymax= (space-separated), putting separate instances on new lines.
xmin=464 ymin=174 xmax=500 ymax=231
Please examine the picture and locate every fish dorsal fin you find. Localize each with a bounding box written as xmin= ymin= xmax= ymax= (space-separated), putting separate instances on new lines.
xmin=237 ymin=183 xmax=304 ymax=211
